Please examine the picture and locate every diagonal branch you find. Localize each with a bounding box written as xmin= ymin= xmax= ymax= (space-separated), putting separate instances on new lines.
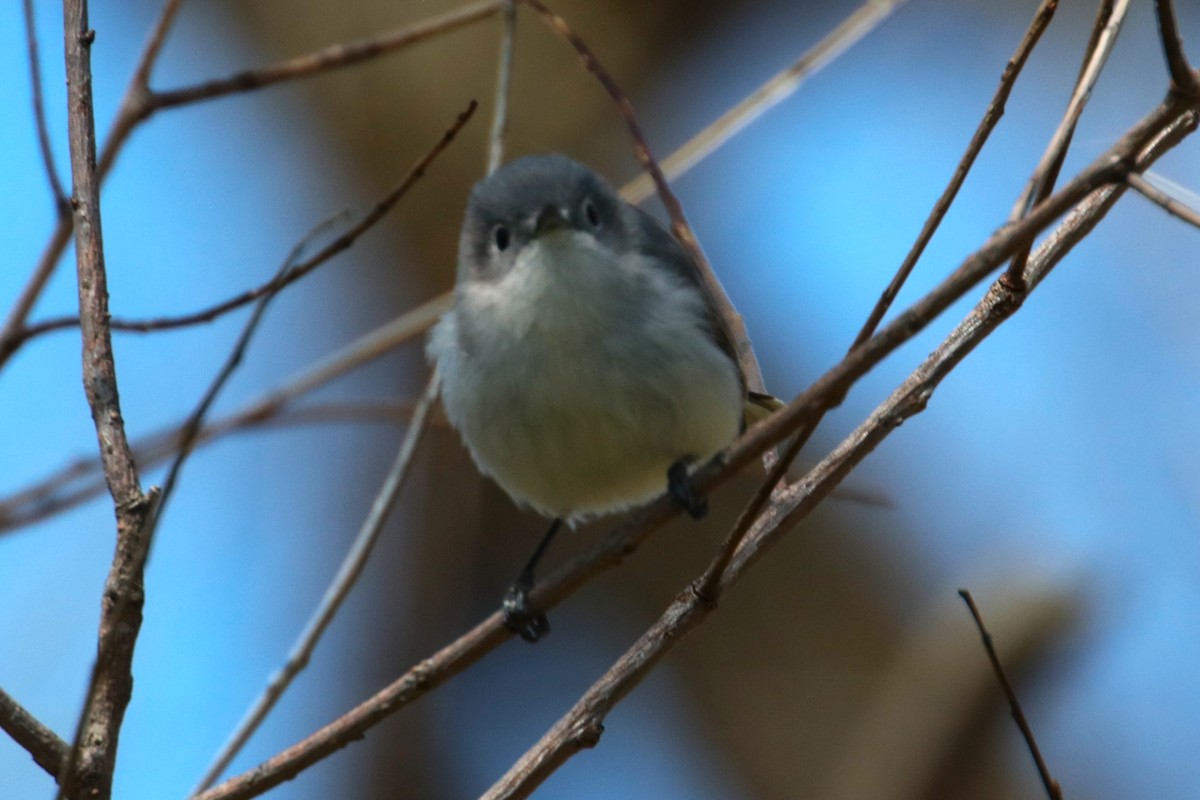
xmin=0 ymin=687 xmax=69 ymax=780
xmin=1154 ymin=0 xmax=1200 ymax=96
xmin=1004 ymin=0 xmax=1130 ymax=287
xmin=0 ymin=296 xmax=450 ymax=534
xmin=1127 ymin=171 xmax=1200 ymax=228
xmin=192 ymin=91 xmax=1200 ymax=800
xmin=698 ymin=0 xmax=1063 ymax=601
xmin=960 ymin=590 xmax=1063 ymax=800
xmin=0 ymin=0 xmax=185 ymax=369
xmin=148 ymin=0 xmax=502 ymax=111
xmin=518 ymin=0 xmax=766 ymax=393
xmin=482 ymin=105 xmax=1195 ymax=798
xmin=622 ymin=0 xmax=908 ymax=205
xmin=190 ymin=371 xmax=442 ymax=795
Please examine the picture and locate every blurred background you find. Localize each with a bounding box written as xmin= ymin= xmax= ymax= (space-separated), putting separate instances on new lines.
xmin=2 ymin=0 xmax=1198 ymax=797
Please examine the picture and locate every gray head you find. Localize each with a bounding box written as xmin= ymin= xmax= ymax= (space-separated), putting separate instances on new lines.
xmin=457 ymin=154 xmax=635 ymax=283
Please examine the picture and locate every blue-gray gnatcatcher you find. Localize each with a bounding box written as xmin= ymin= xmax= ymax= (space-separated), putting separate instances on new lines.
xmin=428 ymin=153 xmax=771 ymax=641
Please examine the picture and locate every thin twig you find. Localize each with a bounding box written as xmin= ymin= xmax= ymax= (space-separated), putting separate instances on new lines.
xmin=0 ymin=686 xmax=69 ymax=780
xmin=487 ymin=0 xmax=518 ymax=175
xmin=959 ymin=590 xmax=1064 ymax=800
xmin=0 ymin=0 xmax=491 ymax=370
xmin=0 ymin=295 xmax=451 ymax=534
xmin=149 ymin=0 xmax=503 ymax=111
xmin=187 ymin=52 xmax=484 ymax=800
xmin=58 ymin=1 xmax=152 ymax=797
xmin=151 ymin=212 xmax=352 ymax=542
xmin=854 ymin=0 xmax=1059 ymax=349
xmin=700 ymin=0 xmax=1057 ymax=600
xmin=22 ymin=0 xmax=68 ymax=211
xmin=0 ymin=0 xmax=185 ymax=369
xmin=518 ymin=0 xmax=765 ymax=393
xmin=194 ymin=95 xmax=1199 ymax=800
xmin=1154 ymin=0 xmax=1200 ymax=97
xmin=1127 ymin=171 xmax=1200 ymax=228
xmin=623 ymin=0 xmax=907 ymax=205
xmin=1004 ymin=0 xmax=1130 ymax=288
xmin=482 ymin=112 xmax=1194 ymax=798
xmin=78 ymin=190 xmax=331 ymax=800
xmin=191 ymin=370 xmax=442 ymax=795
xmin=15 ymin=102 xmax=476 ymax=345
xmin=7 ymin=0 xmax=888 ymax=353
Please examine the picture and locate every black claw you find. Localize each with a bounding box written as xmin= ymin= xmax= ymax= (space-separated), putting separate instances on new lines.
xmin=502 ymin=581 xmax=551 ymax=643
xmin=668 ymin=459 xmax=708 ymax=519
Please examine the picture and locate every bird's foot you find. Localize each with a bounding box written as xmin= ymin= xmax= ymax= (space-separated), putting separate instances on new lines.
xmin=668 ymin=458 xmax=708 ymax=519
xmin=502 ymin=579 xmax=551 ymax=643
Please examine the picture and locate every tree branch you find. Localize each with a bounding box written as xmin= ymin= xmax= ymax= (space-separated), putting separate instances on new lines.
xmin=0 ymin=295 xmax=450 ymax=534
xmin=58 ymin=1 xmax=152 ymax=797
xmin=1154 ymin=0 xmax=1200 ymax=96
xmin=621 ymin=0 xmax=908 ymax=205
xmin=1127 ymin=171 xmax=1200 ymax=228
xmin=518 ymin=0 xmax=766 ymax=393
xmin=190 ymin=371 xmax=442 ymax=795
xmin=482 ymin=103 xmax=1195 ymax=798
xmin=191 ymin=90 xmax=1199 ymax=800
xmin=149 ymin=0 xmax=503 ymax=111
xmin=698 ymin=0 xmax=1063 ymax=602
xmin=959 ymin=590 xmax=1063 ymax=800
xmin=1004 ymin=0 xmax=1130 ymax=288
xmin=23 ymin=0 xmax=68 ymax=212
xmin=487 ymin=0 xmax=518 ymax=175
xmin=0 ymin=687 xmax=68 ymax=781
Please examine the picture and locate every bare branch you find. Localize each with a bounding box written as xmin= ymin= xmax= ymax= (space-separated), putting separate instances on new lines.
xmin=0 ymin=295 xmax=451 ymax=534
xmin=16 ymin=102 xmax=476 ymax=345
xmin=150 ymin=214 xmax=357 ymax=545
xmin=854 ymin=0 xmax=1059 ymax=349
xmin=699 ymin=0 xmax=1063 ymax=600
xmin=959 ymin=590 xmax=1063 ymax=800
xmin=149 ymin=0 xmax=502 ymax=111
xmin=0 ymin=0 xmax=487 ymax=370
xmin=518 ymin=0 xmax=766 ymax=393
xmin=482 ymin=106 xmax=1195 ymax=797
xmin=487 ymin=1 xmax=518 ymax=175
xmin=191 ymin=371 xmax=442 ymax=795
xmin=0 ymin=687 xmax=68 ymax=780
xmin=22 ymin=0 xmax=68 ymax=211
xmin=1004 ymin=0 xmax=1130 ymax=287
xmin=193 ymin=92 xmax=1199 ymax=800
xmin=181 ymin=104 xmax=475 ymax=793
xmin=1155 ymin=0 xmax=1200 ymax=96
xmin=622 ymin=0 xmax=908 ymax=205
xmin=58 ymin=0 xmax=152 ymax=797
xmin=0 ymin=0 xmax=185 ymax=371
xmin=1127 ymin=171 xmax=1200 ymax=228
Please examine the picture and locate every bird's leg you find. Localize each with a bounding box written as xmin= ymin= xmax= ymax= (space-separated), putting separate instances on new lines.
xmin=668 ymin=457 xmax=708 ymax=519
xmin=502 ymin=518 xmax=562 ymax=643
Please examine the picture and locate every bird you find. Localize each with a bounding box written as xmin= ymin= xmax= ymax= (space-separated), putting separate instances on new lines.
xmin=427 ymin=153 xmax=772 ymax=641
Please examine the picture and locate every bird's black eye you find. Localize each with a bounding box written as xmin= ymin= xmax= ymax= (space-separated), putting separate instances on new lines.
xmin=494 ymin=226 xmax=510 ymax=251
xmin=583 ymin=199 xmax=600 ymax=227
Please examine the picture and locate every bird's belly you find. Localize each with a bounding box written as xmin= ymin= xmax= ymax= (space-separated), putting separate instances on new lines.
xmin=454 ymin=332 xmax=741 ymax=520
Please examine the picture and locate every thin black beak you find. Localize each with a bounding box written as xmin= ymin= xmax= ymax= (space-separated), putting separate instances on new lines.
xmin=535 ymin=204 xmax=569 ymax=235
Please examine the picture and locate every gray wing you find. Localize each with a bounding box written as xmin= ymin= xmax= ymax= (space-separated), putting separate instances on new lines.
xmin=627 ymin=205 xmax=746 ymax=393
